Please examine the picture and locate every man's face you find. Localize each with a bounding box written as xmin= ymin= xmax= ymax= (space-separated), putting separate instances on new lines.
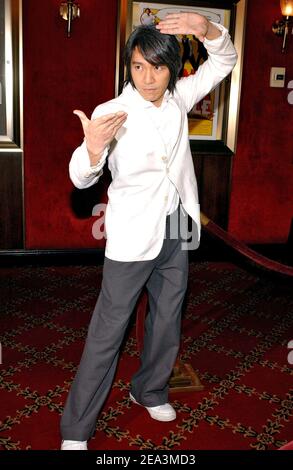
xmin=130 ymin=47 xmax=171 ymax=107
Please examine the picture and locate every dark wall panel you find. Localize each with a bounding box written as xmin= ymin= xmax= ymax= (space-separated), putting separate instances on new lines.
xmin=0 ymin=152 xmax=23 ymax=248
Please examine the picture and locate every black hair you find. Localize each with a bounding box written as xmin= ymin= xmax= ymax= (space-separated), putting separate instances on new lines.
xmin=123 ymin=25 xmax=181 ymax=94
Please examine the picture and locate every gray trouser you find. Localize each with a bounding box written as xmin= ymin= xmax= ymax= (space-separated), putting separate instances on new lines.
xmin=60 ymin=208 xmax=189 ymax=441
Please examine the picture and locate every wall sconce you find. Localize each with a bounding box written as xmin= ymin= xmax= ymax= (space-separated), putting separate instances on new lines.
xmin=60 ymin=0 xmax=80 ymax=38
xmin=272 ymin=0 xmax=293 ymax=52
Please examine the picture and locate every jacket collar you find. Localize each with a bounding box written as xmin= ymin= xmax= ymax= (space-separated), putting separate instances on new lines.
xmin=120 ymin=83 xmax=181 ymax=158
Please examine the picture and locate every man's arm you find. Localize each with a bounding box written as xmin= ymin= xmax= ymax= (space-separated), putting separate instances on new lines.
xmin=156 ymin=11 xmax=221 ymax=40
xmin=69 ymin=140 xmax=108 ymax=190
xmin=69 ymin=109 xmax=127 ymax=189
xmin=157 ymin=13 xmax=238 ymax=112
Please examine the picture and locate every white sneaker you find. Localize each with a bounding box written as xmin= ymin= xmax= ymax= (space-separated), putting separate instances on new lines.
xmin=61 ymin=440 xmax=88 ymax=450
xmin=129 ymin=392 xmax=176 ymax=421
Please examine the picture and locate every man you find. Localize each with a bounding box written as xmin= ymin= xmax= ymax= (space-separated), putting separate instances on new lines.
xmin=61 ymin=12 xmax=237 ymax=450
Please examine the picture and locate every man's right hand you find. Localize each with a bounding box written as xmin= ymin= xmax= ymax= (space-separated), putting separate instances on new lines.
xmin=73 ymin=110 xmax=128 ymax=166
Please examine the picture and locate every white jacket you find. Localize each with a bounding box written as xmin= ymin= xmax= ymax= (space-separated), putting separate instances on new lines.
xmin=69 ymin=24 xmax=237 ymax=261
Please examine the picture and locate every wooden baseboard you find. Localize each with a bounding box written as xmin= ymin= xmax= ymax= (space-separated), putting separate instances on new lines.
xmin=0 ymin=240 xmax=290 ymax=270
xmin=0 ymin=248 xmax=105 ymax=266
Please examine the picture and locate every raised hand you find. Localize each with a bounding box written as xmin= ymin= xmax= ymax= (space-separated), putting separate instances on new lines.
xmin=156 ymin=12 xmax=220 ymax=42
xmin=74 ymin=110 xmax=127 ymax=166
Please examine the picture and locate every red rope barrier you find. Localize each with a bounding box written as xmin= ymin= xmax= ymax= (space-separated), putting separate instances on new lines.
xmin=201 ymin=213 xmax=293 ymax=277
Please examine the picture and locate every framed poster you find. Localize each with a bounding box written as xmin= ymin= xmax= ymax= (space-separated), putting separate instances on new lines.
xmin=0 ymin=0 xmax=22 ymax=149
xmin=116 ymin=0 xmax=246 ymax=153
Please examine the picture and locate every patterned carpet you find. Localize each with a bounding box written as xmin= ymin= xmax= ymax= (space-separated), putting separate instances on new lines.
xmin=0 ymin=261 xmax=292 ymax=450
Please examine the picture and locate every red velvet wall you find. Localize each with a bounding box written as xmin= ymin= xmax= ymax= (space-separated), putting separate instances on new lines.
xmin=228 ymin=0 xmax=293 ymax=243
xmin=23 ymin=0 xmax=117 ymax=248
xmin=23 ymin=0 xmax=293 ymax=248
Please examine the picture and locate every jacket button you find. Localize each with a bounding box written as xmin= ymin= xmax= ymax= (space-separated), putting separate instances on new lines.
xmin=161 ymin=156 xmax=167 ymax=162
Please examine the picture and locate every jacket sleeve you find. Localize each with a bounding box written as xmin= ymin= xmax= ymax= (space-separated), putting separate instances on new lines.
xmin=175 ymin=23 xmax=238 ymax=113
xmin=69 ymin=105 xmax=109 ymax=189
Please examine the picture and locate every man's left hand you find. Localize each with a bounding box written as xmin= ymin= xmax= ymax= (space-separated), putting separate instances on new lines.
xmin=156 ymin=12 xmax=221 ymax=42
